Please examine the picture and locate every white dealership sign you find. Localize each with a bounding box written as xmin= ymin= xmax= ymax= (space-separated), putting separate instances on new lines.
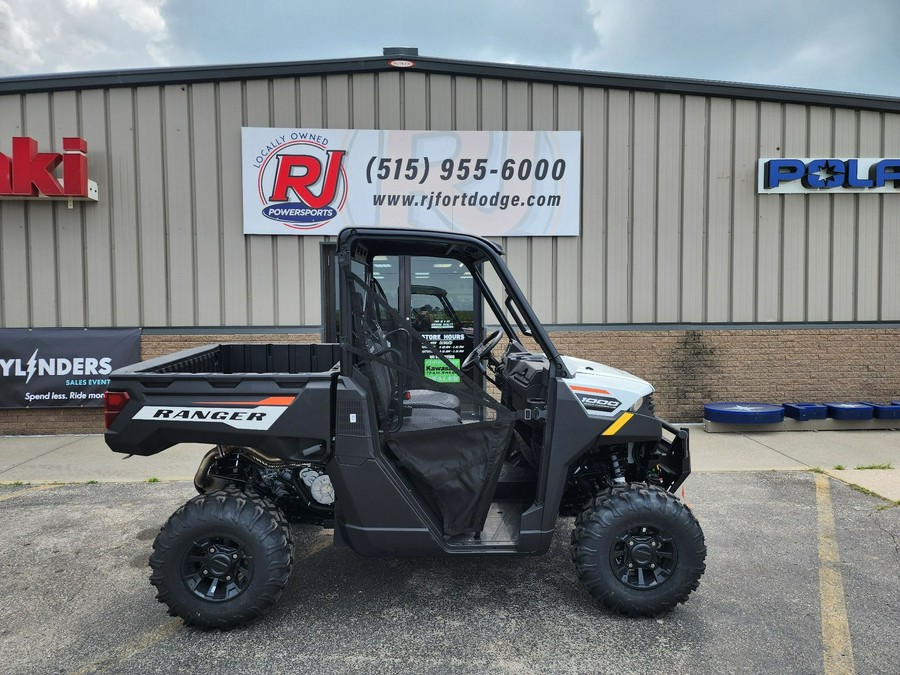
xmin=241 ymin=128 xmax=581 ymax=236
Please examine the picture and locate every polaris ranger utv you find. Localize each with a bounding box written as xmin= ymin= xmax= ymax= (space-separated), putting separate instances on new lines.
xmin=104 ymin=227 xmax=705 ymax=629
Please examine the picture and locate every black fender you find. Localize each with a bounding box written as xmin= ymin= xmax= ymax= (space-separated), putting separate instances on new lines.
xmin=520 ymin=381 xmax=690 ymax=554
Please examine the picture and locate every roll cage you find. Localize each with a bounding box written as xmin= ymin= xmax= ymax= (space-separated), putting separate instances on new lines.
xmin=336 ymin=227 xmax=570 ymax=379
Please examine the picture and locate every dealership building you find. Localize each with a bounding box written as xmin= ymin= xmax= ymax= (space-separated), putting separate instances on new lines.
xmin=0 ymin=49 xmax=898 ymax=434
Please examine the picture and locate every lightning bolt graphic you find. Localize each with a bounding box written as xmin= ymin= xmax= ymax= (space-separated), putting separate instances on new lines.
xmin=26 ymin=349 xmax=38 ymax=384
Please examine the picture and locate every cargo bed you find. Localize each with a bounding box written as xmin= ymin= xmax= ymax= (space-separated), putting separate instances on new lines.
xmin=104 ymin=343 xmax=343 ymax=457
xmin=124 ymin=342 xmax=342 ymax=375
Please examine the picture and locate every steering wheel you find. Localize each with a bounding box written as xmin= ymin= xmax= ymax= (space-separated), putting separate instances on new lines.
xmin=461 ymin=330 xmax=503 ymax=371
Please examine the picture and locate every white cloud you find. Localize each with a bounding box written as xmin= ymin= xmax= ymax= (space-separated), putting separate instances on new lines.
xmin=577 ymin=0 xmax=900 ymax=96
xmin=0 ymin=1 xmax=45 ymax=72
xmin=1 ymin=0 xmax=898 ymax=97
xmin=0 ymin=0 xmax=171 ymax=76
xmin=115 ymin=0 xmax=165 ymax=35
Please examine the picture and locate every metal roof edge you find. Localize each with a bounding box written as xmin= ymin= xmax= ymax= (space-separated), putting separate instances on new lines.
xmin=0 ymin=56 xmax=388 ymax=93
xmin=2 ymin=54 xmax=899 ymax=114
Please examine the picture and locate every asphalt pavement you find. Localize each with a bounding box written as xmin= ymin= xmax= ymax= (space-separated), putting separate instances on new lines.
xmin=1 ymin=473 xmax=898 ymax=674
xmin=0 ymin=428 xmax=898 ymax=674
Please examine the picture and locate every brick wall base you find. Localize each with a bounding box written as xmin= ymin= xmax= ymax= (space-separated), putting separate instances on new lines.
xmin=2 ymin=328 xmax=897 ymax=435
xmin=552 ymin=328 xmax=899 ymax=422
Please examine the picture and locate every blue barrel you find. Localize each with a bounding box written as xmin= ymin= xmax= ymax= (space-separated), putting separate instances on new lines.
xmin=866 ymin=403 xmax=900 ymax=420
xmin=783 ymin=403 xmax=828 ymax=421
xmin=704 ymin=402 xmax=785 ymax=424
xmin=824 ymin=403 xmax=873 ymax=420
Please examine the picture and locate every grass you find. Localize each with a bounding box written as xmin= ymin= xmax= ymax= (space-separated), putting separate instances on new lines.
xmin=798 ymin=467 xmax=897 ymax=510
xmin=146 ymin=477 xmax=160 ymax=483
xmin=848 ymin=483 xmax=881 ymax=499
xmin=854 ymin=463 xmax=894 ymax=470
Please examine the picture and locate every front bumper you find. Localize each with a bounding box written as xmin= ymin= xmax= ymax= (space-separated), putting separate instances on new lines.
xmin=659 ymin=420 xmax=691 ymax=492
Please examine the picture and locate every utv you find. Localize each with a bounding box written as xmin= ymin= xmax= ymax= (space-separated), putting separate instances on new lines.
xmin=104 ymin=227 xmax=705 ymax=629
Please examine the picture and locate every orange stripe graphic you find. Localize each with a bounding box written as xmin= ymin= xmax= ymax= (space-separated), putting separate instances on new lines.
xmin=568 ymin=385 xmax=611 ymax=395
xmin=193 ymin=396 xmax=296 ymax=406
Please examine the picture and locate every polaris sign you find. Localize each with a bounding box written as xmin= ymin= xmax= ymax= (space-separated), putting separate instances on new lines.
xmin=0 ymin=328 xmax=140 ymax=408
xmin=759 ymin=158 xmax=900 ymax=193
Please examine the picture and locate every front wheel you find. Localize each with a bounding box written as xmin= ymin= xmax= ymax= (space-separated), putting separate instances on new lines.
xmin=570 ymin=484 xmax=706 ymax=616
xmin=149 ymin=487 xmax=294 ymax=629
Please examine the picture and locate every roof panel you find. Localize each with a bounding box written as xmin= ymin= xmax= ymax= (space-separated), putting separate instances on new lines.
xmin=2 ymin=54 xmax=899 ymax=113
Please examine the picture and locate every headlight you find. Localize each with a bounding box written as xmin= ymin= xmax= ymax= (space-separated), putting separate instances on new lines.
xmin=630 ymin=396 xmax=645 ymax=413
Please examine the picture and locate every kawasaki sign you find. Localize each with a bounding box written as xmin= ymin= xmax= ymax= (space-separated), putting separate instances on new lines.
xmin=0 ymin=136 xmax=99 ymax=201
xmin=759 ymin=157 xmax=900 ymax=193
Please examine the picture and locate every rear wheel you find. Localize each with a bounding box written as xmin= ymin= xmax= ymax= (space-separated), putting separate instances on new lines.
xmin=150 ymin=487 xmax=294 ymax=629
xmin=570 ymin=484 xmax=705 ymax=616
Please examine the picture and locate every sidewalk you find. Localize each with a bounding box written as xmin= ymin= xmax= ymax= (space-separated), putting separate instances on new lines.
xmin=689 ymin=427 xmax=900 ymax=501
xmin=1 ymin=428 xmax=898 ymax=501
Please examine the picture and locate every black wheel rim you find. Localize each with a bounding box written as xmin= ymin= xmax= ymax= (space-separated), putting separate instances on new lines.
xmin=609 ymin=523 xmax=677 ymax=590
xmin=181 ymin=534 xmax=254 ymax=602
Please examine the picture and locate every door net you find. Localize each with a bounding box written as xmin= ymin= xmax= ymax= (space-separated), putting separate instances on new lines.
xmin=344 ymin=270 xmax=515 ymax=536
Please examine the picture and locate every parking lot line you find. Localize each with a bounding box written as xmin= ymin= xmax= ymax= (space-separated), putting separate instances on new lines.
xmin=0 ymin=483 xmax=59 ymax=501
xmin=816 ymin=473 xmax=856 ymax=675
xmin=70 ymin=617 xmax=182 ymax=675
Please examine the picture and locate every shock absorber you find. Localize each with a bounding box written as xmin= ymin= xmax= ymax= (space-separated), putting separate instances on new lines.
xmin=609 ymin=450 xmax=627 ymax=485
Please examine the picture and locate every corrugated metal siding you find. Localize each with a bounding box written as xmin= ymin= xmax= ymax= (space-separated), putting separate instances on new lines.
xmin=1 ymin=71 xmax=898 ymax=328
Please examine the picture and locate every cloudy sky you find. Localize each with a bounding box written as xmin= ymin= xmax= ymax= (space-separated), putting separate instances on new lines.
xmin=1 ymin=0 xmax=898 ymax=97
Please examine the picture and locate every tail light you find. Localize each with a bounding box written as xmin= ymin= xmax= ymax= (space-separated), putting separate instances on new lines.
xmin=104 ymin=390 xmax=130 ymax=429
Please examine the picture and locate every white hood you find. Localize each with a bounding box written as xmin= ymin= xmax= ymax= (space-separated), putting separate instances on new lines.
xmin=560 ymin=355 xmax=654 ymax=417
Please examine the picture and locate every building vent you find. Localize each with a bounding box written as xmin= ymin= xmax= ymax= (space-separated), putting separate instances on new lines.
xmin=383 ymin=47 xmax=419 ymax=57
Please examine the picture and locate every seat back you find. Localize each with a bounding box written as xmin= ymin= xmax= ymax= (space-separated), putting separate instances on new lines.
xmin=351 ymin=288 xmax=401 ymax=428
